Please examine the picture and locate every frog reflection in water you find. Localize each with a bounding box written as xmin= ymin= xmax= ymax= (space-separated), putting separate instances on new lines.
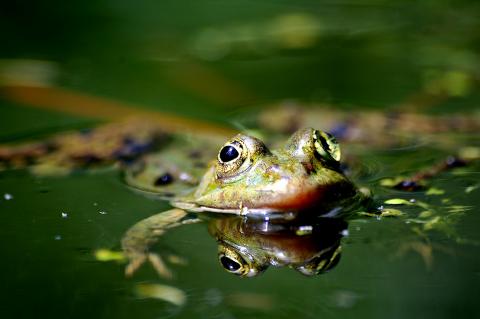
xmin=209 ymin=215 xmax=347 ymax=276
xmin=122 ymin=128 xmax=370 ymax=277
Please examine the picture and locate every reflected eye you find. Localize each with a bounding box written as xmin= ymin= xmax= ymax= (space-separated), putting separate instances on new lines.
xmin=219 ymin=145 xmax=240 ymax=163
xmin=313 ymin=130 xmax=341 ymax=163
xmin=219 ymin=254 xmax=245 ymax=275
xmin=220 ymin=255 xmax=241 ymax=272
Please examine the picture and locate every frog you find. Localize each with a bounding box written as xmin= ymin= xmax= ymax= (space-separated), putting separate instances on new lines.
xmin=0 ymin=100 xmax=477 ymax=276
xmin=121 ymin=127 xmax=371 ymax=278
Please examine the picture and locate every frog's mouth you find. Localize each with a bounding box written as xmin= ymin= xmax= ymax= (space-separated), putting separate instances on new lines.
xmin=172 ymin=200 xmax=299 ymax=219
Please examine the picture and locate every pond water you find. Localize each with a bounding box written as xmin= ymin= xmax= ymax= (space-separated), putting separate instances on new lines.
xmin=1 ymin=1 xmax=480 ymax=318
xmin=0 ymin=120 xmax=479 ymax=319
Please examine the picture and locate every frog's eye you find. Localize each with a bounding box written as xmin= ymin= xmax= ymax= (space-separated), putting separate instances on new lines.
xmin=216 ymin=139 xmax=249 ymax=179
xmin=219 ymin=254 xmax=248 ymax=276
xmin=218 ymin=144 xmax=241 ymax=163
xmin=217 ymin=244 xmax=268 ymax=277
xmin=216 ymin=135 xmax=269 ymax=181
xmin=313 ymin=130 xmax=341 ymax=163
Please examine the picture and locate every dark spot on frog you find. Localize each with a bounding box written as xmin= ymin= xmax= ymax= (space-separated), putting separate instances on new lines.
xmin=79 ymin=128 xmax=93 ymax=136
xmin=43 ymin=142 xmax=58 ymax=153
xmin=154 ymin=173 xmax=174 ymax=186
xmin=194 ymin=161 xmax=207 ymax=168
xmin=123 ymin=136 xmax=135 ymax=145
xmin=445 ymin=156 xmax=466 ymax=168
xmin=394 ymin=180 xmax=424 ymax=191
xmin=330 ymin=123 xmax=349 ymax=140
xmin=114 ymin=140 xmax=153 ymax=161
xmin=71 ymin=154 xmax=103 ymax=166
xmin=24 ymin=155 xmax=36 ymax=165
xmin=189 ymin=150 xmax=203 ymax=159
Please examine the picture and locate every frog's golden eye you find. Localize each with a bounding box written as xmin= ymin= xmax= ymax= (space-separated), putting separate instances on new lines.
xmin=216 ymin=135 xmax=269 ymax=181
xmin=218 ymin=144 xmax=241 ymax=163
xmin=313 ymin=130 xmax=341 ymax=163
xmin=216 ymin=139 xmax=249 ymax=179
xmin=219 ymin=254 xmax=248 ymax=276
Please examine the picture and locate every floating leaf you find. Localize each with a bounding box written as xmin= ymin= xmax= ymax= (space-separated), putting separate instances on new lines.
xmin=384 ymin=198 xmax=411 ymax=205
xmin=135 ymin=283 xmax=186 ymax=306
xmin=418 ymin=211 xmax=433 ymax=219
xmin=426 ymin=187 xmax=445 ymax=195
xmin=465 ymin=184 xmax=478 ymax=193
xmin=459 ymin=146 xmax=480 ymax=160
xmin=380 ymin=208 xmax=405 ymax=217
xmin=447 ymin=205 xmax=472 ymax=213
xmin=94 ymin=249 xmax=126 ymax=262
xmin=357 ymin=211 xmax=379 ymax=217
xmin=379 ymin=178 xmax=398 ymax=187
xmin=406 ymin=218 xmax=427 ymax=224
xmin=414 ymin=201 xmax=432 ymax=210
xmin=423 ymin=216 xmax=441 ymax=231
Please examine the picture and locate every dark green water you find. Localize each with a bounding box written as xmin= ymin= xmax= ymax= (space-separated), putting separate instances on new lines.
xmin=1 ymin=1 xmax=480 ymax=318
xmin=0 ymin=126 xmax=479 ymax=319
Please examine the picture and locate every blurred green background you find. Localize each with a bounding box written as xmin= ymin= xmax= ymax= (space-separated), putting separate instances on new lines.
xmin=2 ymin=0 xmax=480 ymax=126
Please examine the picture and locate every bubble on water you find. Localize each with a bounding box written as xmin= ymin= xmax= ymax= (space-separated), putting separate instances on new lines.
xmin=341 ymin=229 xmax=349 ymax=237
xmin=54 ymin=235 xmax=62 ymax=240
xmin=4 ymin=193 xmax=13 ymax=200
xmin=61 ymin=212 xmax=68 ymax=218
xmin=99 ymin=211 xmax=107 ymax=215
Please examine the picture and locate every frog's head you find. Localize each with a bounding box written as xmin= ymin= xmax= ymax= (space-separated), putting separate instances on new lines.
xmin=176 ymin=128 xmax=359 ymax=215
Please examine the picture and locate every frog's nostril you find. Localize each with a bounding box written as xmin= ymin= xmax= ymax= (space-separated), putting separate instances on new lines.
xmin=219 ymin=145 xmax=240 ymax=163
xmin=220 ymin=256 xmax=241 ymax=271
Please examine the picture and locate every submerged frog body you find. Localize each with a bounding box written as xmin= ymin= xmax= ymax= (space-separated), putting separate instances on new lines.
xmin=122 ymin=128 xmax=370 ymax=277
